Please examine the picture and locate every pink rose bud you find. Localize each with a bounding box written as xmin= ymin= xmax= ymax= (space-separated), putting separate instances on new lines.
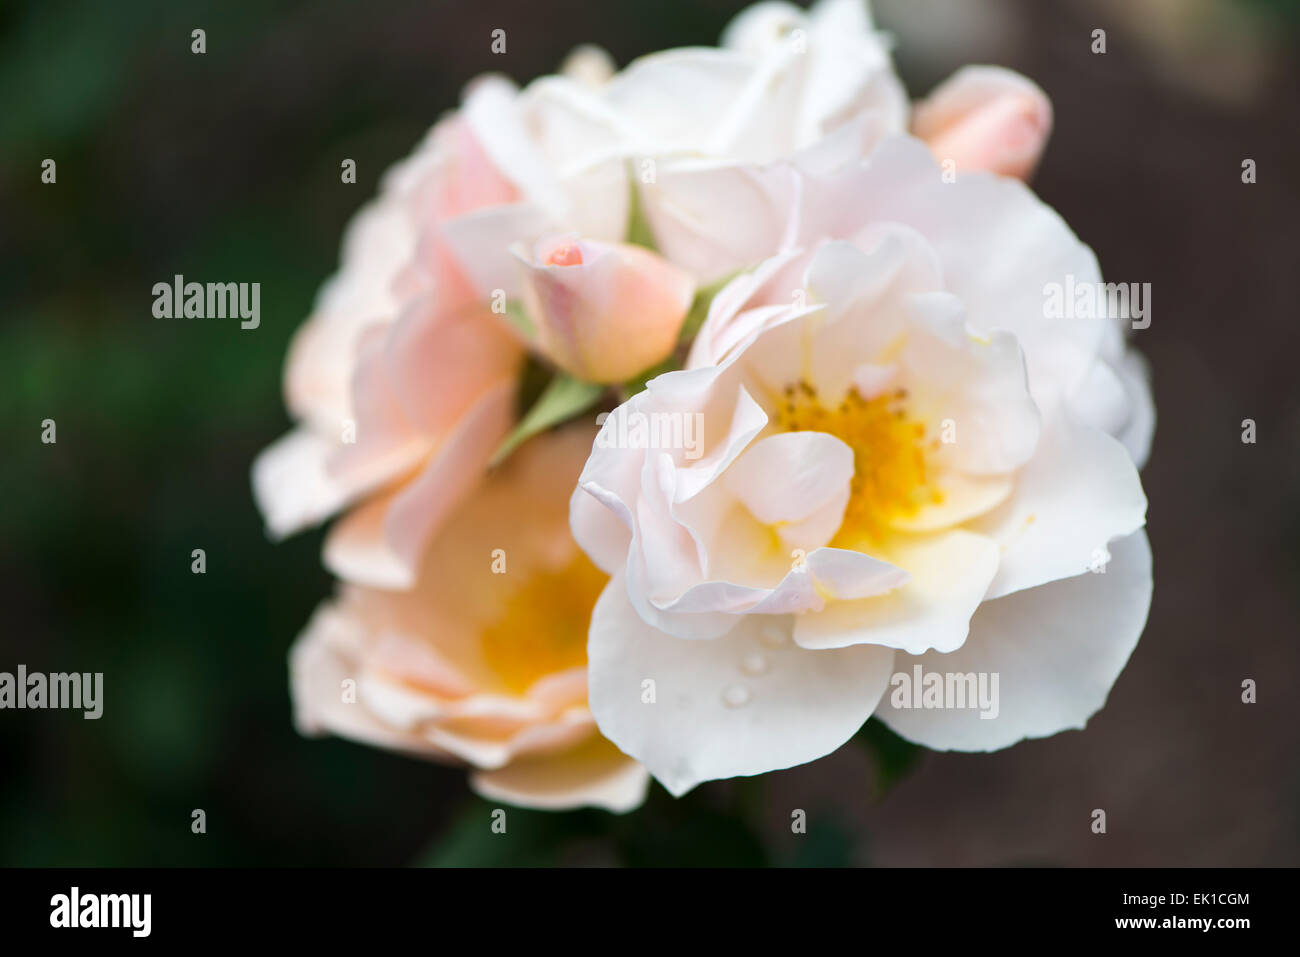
xmin=911 ymin=66 xmax=1053 ymax=182
xmin=516 ymin=235 xmax=696 ymax=383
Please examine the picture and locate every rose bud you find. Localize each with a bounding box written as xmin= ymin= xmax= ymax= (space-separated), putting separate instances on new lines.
xmin=515 ymin=235 xmax=696 ymax=384
xmin=911 ymin=66 xmax=1053 ymax=182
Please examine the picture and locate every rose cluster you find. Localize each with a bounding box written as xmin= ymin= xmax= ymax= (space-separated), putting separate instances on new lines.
xmin=254 ymin=0 xmax=1151 ymax=810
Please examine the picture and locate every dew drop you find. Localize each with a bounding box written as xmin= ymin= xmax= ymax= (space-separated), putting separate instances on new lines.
xmin=740 ymin=653 xmax=769 ymax=676
xmin=722 ymin=685 xmax=751 ymax=708
xmin=759 ymin=624 xmax=788 ymax=648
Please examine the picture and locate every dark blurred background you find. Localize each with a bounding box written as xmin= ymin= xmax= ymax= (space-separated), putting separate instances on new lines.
xmin=2 ymin=0 xmax=1298 ymax=866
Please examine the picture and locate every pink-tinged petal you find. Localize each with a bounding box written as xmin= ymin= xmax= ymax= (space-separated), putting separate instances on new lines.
xmin=471 ymin=734 xmax=650 ymax=812
xmin=417 ymin=707 xmax=595 ymax=770
xmin=912 ymin=66 xmax=1053 ymax=181
xmin=587 ymin=577 xmax=896 ymax=796
xmin=252 ymin=429 xmax=354 ymax=539
xmin=878 ymin=530 xmax=1151 ymax=750
xmin=460 ymin=75 xmax=567 ymax=220
xmin=368 ymin=631 xmax=477 ymax=700
xmin=285 ymin=132 xmax=443 ymax=432
xmin=319 ymin=489 xmax=413 ymax=591
xmin=289 ymin=605 xmax=450 ymax=760
xmin=292 ymin=427 xmax=641 ymax=790
xmin=425 ymin=116 xmax=522 ymax=220
xmin=283 ymin=313 xmax=359 ymax=433
xmin=330 ymin=424 xmax=600 ymax=692
xmin=327 ymin=323 xmax=431 ymax=494
xmin=323 ymin=379 xmax=516 ymax=589
xmin=382 ymin=297 xmax=522 ymax=438
xmin=437 ymin=200 xmax=557 ymax=301
xmin=517 ymin=236 xmax=696 ymax=382
xmin=971 ymin=415 xmax=1147 ymax=600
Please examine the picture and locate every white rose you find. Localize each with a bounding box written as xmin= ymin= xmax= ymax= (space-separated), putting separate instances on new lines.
xmin=571 ymin=137 xmax=1152 ymax=795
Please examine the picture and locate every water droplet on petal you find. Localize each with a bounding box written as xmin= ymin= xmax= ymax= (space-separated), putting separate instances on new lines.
xmin=740 ymin=653 xmax=769 ymax=676
xmin=722 ymin=685 xmax=750 ymax=708
xmin=759 ymin=624 xmax=788 ymax=648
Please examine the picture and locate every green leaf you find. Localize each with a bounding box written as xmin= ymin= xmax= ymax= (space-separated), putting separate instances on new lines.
xmin=490 ymin=372 xmax=605 ymax=467
xmin=856 ymin=717 xmax=923 ymax=792
xmin=501 ymin=299 xmax=534 ymax=339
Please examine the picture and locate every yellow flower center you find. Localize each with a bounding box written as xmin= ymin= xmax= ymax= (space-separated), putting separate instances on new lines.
xmin=480 ymin=553 xmax=607 ymax=694
xmin=776 ymin=380 xmax=940 ymax=546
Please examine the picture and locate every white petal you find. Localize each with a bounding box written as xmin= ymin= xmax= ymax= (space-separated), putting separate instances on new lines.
xmin=901 ymin=292 xmax=1041 ymax=475
xmin=723 ymin=1 xmax=810 ymax=55
xmin=878 ymin=530 xmax=1152 ymax=750
xmin=519 ymin=76 xmax=634 ymax=174
xmin=626 ymin=450 xmax=903 ymax=637
xmin=640 ymin=160 xmax=799 ymax=282
xmin=569 ymin=481 xmax=631 ymax=576
xmin=1063 ymin=357 xmax=1129 ymax=440
xmin=588 ymin=576 xmax=896 ymax=795
xmin=604 ymin=50 xmax=757 ymax=153
xmin=799 ymin=137 xmax=1107 ymax=415
xmin=806 ymin=234 xmax=942 ymax=327
xmin=724 ymin=431 xmax=853 ymax=550
xmin=890 ymin=470 xmax=1012 ymax=533
xmin=1114 ymin=350 xmax=1155 ymax=469
xmin=794 ymin=528 xmax=999 ymax=654
xmin=972 ymin=415 xmax=1147 ymax=599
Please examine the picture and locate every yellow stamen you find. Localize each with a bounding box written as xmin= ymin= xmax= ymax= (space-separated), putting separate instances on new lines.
xmin=480 ymin=553 xmax=606 ymax=694
xmin=776 ymin=380 xmax=939 ymax=545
